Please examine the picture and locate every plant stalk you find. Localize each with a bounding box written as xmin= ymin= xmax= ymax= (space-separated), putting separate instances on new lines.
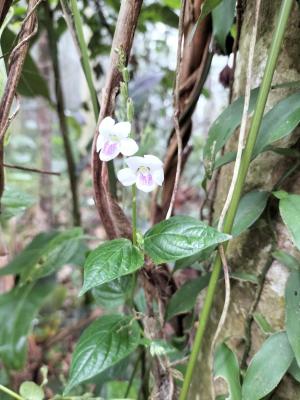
xmin=0 ymin=385 xmax=24 ymax=400
xmin=69 ymin=0 xmax=99 ymax=119
xmin=61 ymin=0 xmax=117 ymax=198
xmin=179 ymin=1 xmax=294 ymax=398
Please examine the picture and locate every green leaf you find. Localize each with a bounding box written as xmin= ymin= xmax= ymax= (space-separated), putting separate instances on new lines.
xmin=232 ymin=191 xmax=269 ymax=236
xmin=79 ymin=239 xmax=144 ymax=295
xmin=92 ymin=276 xmax=134 ymax=310
xmin=0 ymin=281 xmax=54 ymax=369
xmin=214 ymin=151 xmax=237 ymax=171
xmin=278 ymin=193 xmax=300 ymax=251
xmin=163 ymin=0 xmax=180 ymax=8
xmin=65 ymin=315 xmax=141 ymax=394
xmin=253 ymin=92 xmax=300 ymax=157
xmin=0 ymin=228 xmax=84 ymax=283
xmin=144 ymin=216 xmax=231 ymax=264
xmin=190 ymin=0 xmax=223 ymax=42
xmin=231 ymin=272 xmax=259 ymax=284
xmin=272 ymin=250 xmax=300 ymax=271
xmin=174 ymin=246 xmax=215 ymax=270
xmin=140 ymin=4 xmax=179 ymax=28
xmin=212 ymin=0 xmax=235 ymax=51
xmin=1 ymin=29 xmax=50 ymax=100
xmin=213 ymin=342 xmax=242 ymax=400
xmin=0 ymin=186 xmax=35 ymax=220
xmin=19 ymin=381 xmax=44 ymax=400
xmin=203 ymin=88 xmax=259 ymax=173
xmin=288 ymin=358 xmax=300 ymax=383
xmin=253 ymin=313 xmax=274 ymax=335
xmin=285 ymin=271 xmax=300 ymax=366
xmin=241 ymin=332 xmax=294 ymax=400
xmin=166 ymin=274 xmax=211 ymax=320
xmin=201 ymin=0 xmax=223 ymax=20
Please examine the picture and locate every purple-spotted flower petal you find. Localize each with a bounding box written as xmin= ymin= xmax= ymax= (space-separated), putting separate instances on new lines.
xmin=96 ymin=117 xmax=138 ymax=161
xmin=117 ymin=154 xmax=164 ymax=193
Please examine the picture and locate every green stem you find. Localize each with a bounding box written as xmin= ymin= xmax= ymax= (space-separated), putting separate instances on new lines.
xmin=0 ymin=385 xmax=24 ymax=400
xmin=61 ymin=0 xmax=117 ymax=198
xmin=124 ymin=352 xmax=141 ymax=398
xmin=68 ymin=0 xmax=99 ymax=119
xmin=179 ymin=1 xmax=293 ymax=398
xmin=132 ymin=184 xmax=137 ymax=245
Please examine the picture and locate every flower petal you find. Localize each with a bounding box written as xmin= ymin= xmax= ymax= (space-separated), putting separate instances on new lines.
xmin=117 ymin=168 xmax=136 ymax=186
xmin=136 ymin=171 xmax=156 ymax=192
xmin=144 ymin=154 xmax=164 ymax=170
xmin=96 ymin=133 xmax=106 ymax=152
xmin=152 ymin=167 xmax=164 ymax=186
xmin=99 ymin=141 xmax=120 ymax=161
xmin=120 ymin=138 xmax=139 ymax=156
xmin=99 ymin=116 xmax=115 ymax=135
xmin=112 ymin=121 xmax=131 ymax=138
xmin=125 ymin=156 xmax=145 ymax=171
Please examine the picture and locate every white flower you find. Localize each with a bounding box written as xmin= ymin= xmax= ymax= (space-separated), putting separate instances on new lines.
xmin=96 ymin=116 xmax=138 ymax=161
xmin=117 ymin=155 xmax=164 ymax=193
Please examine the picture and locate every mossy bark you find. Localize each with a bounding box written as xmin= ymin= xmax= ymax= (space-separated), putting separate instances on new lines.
xmin=190 ymin=1 xmax=300 ymax=399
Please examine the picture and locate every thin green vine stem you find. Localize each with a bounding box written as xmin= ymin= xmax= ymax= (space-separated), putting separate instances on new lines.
xmin=0 ymin=385 xmax=24 ymax=400
xmin=68 ymin=0 xmax=99 ymax=119
xmin=63 ymin=0 xmax=117 ymax=197
xmin=179 ymin=1 xmax=294 ymax=398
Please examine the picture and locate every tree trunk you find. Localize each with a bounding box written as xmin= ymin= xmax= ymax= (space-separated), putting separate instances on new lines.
xmin=191 ymin=1 xmax=300 ymax=398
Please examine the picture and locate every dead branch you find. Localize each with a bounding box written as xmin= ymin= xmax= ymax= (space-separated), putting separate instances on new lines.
xmin=0 ymin=0 xmax=39 ymax=142
xmin=3 ymin=163 xmax=60 ymax=176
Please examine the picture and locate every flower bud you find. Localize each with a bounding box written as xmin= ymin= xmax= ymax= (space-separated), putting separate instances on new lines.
xmin=127 ymin=98 xmax=134 ymax=121
xmin=120 ymin=82 xmax=128 ymax=100
xmin=122 ymin=67 xmax=130 ymax=83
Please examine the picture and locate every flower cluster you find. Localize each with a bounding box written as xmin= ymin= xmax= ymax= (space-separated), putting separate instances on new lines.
xmin=97 ymin=117 xmax=164 ymax=193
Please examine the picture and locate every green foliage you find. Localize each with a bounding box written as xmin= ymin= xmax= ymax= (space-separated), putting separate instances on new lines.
xmin=285 ymin=271 xmax=300 ymax=366
xmin=1 ymin=29 xmax=50 ymax=100
xmin=241 ymin=332 xmax=294 ymax=400
xmin=140 ymin=4 xmax=179 ymax=28
xmin=203 ymin=88 xmax=259 ymax=174
xmin=144 ymin=216 xmax=230 ymax=264
xmin=19 ymin=381 xmax=44 ymax=400
xmin=0 ymin=281 xmax=53 ymax=369
xmin=166 ymin=274 xmax=211 ymax=320
xmin=200 ymin=0 xmax=223 ymax=21
xmin=0 ymin=228 xmax=85 ymax=283
xmin=212 ymin=0 xmax=235 ymax=51
xmin=206 ymin=91 xmax=300 ymax=172
xmin=65 ymin=315 xmax=141 ymax=394
xmin=232 ymin=191 xmax=269 ymax=236
xmin=276 ymin=192 xmax=300 ymax=251
xmin=79 ymin=239 xmax=144 ymax=295
xmin=213 ymin=343 xmax=242 ymax=400
xmin=272 ymin=249 xmax=300 ymax=271
xmin=92 ymin=276 xmax=134 ymax=310
xmin=253 ymin=313 xmax=274 ymax=335
xmin=253 ymin=92 xmax=300 ymax=157
xmin=174 ymin=246 xmax=215 ymax=270
xmin=288 ymin=358 xmax=300 ymax=383
xmin=0 ymin=186 xmax=35 ymax=220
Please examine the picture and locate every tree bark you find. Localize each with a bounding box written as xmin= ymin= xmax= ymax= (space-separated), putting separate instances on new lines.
xmin=191 ymin=1 xmax=300 ymax=398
